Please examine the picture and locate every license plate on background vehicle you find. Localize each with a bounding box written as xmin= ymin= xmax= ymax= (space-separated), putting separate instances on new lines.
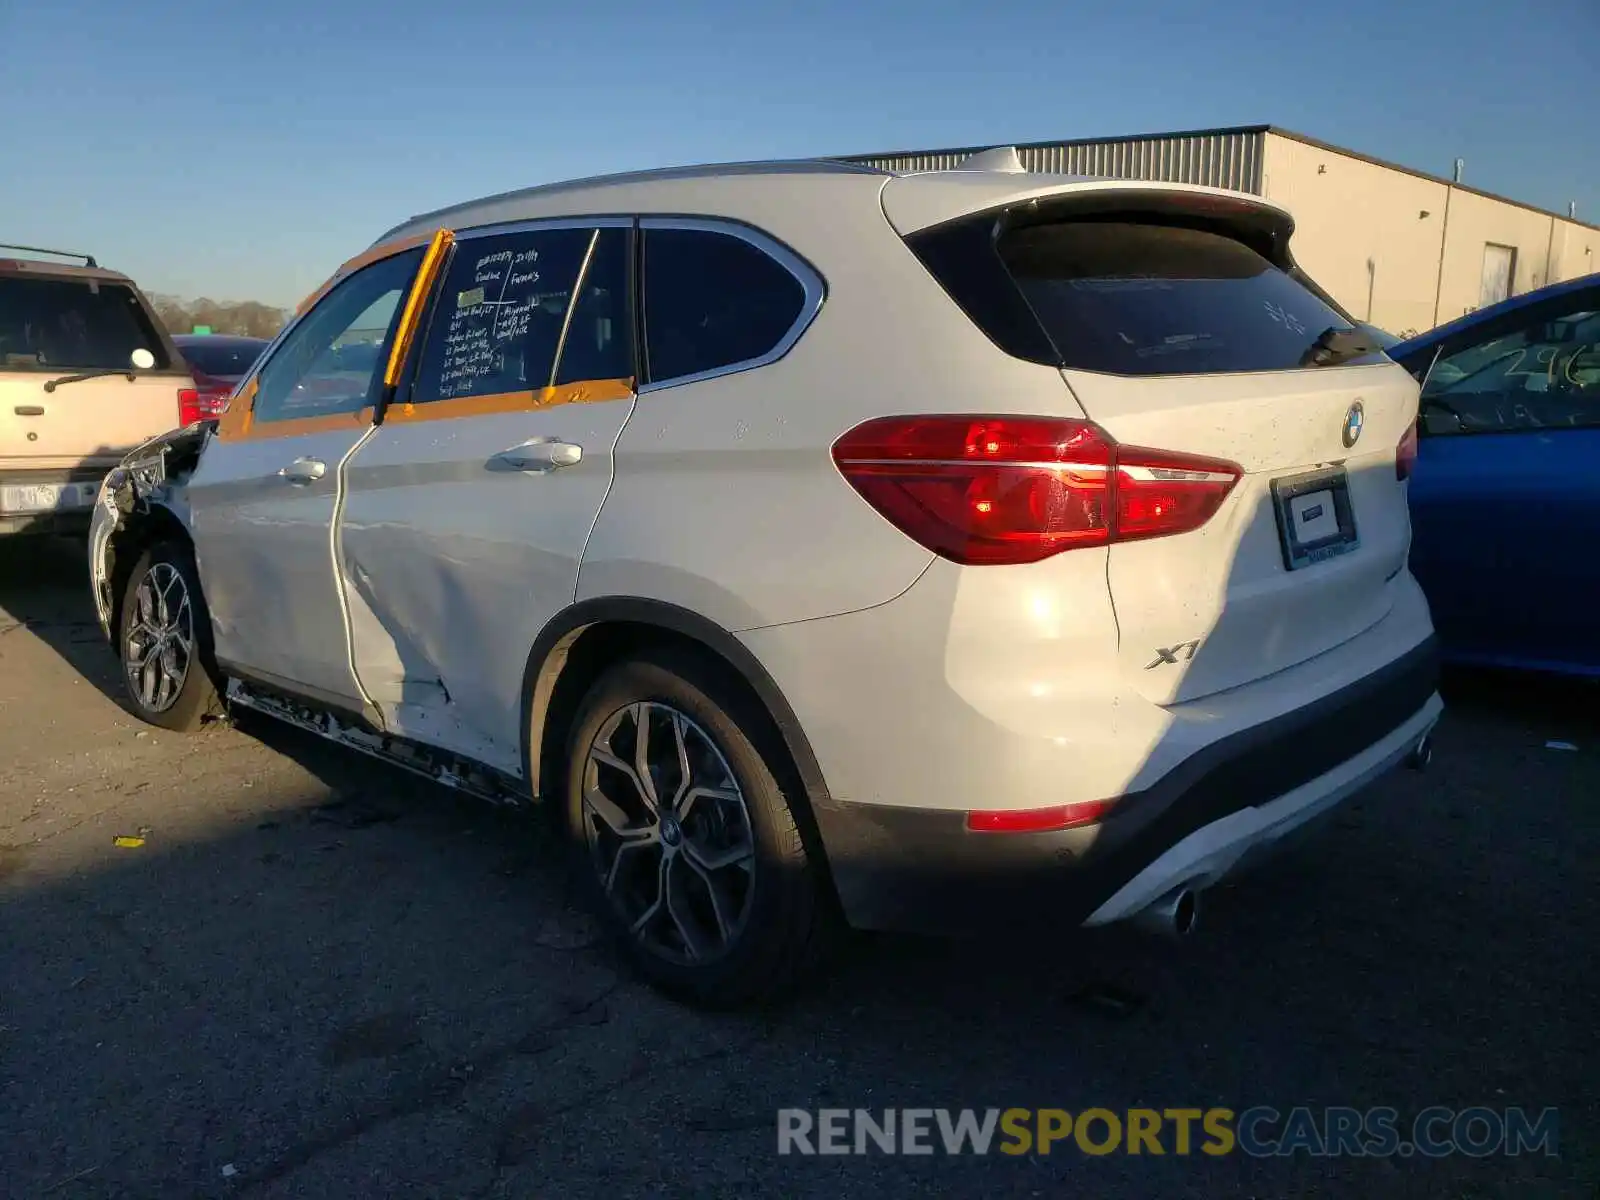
xmin=0 ymin=481 xmax=100 ymax=515
xmin=1270 ymin=467 xmax=1359 ymax=571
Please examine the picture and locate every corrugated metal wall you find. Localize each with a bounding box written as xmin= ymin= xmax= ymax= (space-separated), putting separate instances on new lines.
xmin=844 ymin=130 xmax=1267 ymax=194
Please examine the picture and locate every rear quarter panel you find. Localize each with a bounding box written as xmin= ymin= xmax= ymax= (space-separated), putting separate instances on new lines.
xmin=576 ymin=177 xmax=1088 ymax=630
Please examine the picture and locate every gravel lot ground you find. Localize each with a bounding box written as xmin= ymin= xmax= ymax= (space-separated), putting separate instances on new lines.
xmin=1 ymin=535 xmax=1595 ymax=1199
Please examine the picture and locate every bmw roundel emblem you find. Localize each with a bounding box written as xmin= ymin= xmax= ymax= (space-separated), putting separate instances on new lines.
xmin=1342 ymin=401 xmax=1365 ymax=449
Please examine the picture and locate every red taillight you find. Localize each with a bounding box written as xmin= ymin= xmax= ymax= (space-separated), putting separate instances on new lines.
xmin=831 ymin=415 xmax=1240 ymax=566
xmin=179 ymin=375 xmax=232 ymax=426
xmin=966 ymin=798 xmax=1118 ymax=833
xmin=1396 ymin=421 xmax=1418 ymax=481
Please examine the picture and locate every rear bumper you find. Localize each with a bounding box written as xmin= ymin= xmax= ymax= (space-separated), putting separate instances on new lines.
xmin=810 ymin=635 xmax=1442 ymax=935
xmin=0 ymin=509 xmax=93 ymax=536
xmin=0 ymin=468 xmax=105 ymax=537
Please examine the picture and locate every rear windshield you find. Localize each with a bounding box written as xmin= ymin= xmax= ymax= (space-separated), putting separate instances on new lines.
xmin=910 ymin=214 xmax=1380 ymax=377
xmin=178 ymin=338 xmax=267 ymax=378
xmin=1000 ymin=222 xmax=1364 ymax=376
xmin=0 ymin=275 xmax=171 ymax=372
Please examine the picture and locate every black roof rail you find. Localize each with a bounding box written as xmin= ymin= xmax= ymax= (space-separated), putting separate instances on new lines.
xmin=0 ymin=242 xmax=98 ymax=268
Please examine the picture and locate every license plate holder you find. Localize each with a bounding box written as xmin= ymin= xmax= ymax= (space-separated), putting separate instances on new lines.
xmin=1271 ymin=467 xmax=1359 ymax=571
xmin=0 ymin=481 xmax=100 ymax=515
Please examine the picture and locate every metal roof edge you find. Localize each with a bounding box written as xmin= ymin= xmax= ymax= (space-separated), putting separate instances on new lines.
xmin=836 ymin=125 xmax=1273 ymax=166
xmin=841 ymin=125 xmax=1599 ymax=233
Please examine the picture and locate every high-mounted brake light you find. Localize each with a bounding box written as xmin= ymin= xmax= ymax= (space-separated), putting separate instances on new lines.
xmin=831 ymin=415 xmax=1240 ymax=566
xmin=1396 ymin=421 xmax=1418 ymax=481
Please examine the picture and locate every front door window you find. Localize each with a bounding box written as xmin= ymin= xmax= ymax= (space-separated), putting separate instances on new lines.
xmin=253 ymin=249 xmax=424 ymax=425
xmin=1421 ymin=299 xmax=1600 ymax=435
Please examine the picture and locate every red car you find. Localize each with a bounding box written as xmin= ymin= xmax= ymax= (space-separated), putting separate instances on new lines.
xmin=171 ymin=334 xmax=269 ymax=423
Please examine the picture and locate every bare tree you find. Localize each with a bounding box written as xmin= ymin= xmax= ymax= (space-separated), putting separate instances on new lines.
xmin=151 ymin=294 xmax=287 ymax=339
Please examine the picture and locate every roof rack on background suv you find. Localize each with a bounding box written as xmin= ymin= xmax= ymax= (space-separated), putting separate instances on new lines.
xmin=0 ymin=243 xmax=98 ymax=268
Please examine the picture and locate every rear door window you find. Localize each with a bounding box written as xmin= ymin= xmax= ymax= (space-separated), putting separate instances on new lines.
xmin=409 ymin=226 xmax=631 ymax=405
xmin=996 ymin=221 xmax=1367 ymax=376
xmin=641 ymin=226 xmax=809 ymax=385
xmin=0 ymin=275 xmax=170 ymax=372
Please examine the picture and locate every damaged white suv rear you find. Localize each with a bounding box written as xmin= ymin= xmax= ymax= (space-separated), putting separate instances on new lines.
xmin=90 ymin=157 xmax=1442 ymax=1007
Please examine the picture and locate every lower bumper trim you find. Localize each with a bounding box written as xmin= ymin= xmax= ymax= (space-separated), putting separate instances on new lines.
xmin=811 ymin=635 xmax=1441 ymax=935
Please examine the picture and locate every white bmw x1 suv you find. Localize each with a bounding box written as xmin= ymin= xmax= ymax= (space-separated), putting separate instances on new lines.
xmin=90 ymin=156 xmax=1442 ymax=1006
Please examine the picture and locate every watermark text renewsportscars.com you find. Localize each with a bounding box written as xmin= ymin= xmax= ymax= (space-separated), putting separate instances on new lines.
xmin=776 ymin=1106 xmax=1559 ymax=1158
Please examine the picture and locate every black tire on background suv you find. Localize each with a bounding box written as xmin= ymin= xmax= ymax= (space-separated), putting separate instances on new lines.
xmin=117 ymin=540 xmax=222 ymax=733
xmin=562 ymin=648 xmax=835 ymax=1008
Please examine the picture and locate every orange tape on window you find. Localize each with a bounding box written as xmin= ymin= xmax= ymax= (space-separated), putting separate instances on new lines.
xmin=384 ymin=229 xmax=455 ymax=388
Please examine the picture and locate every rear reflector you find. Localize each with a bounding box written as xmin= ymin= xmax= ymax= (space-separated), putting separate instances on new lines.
xmin=966 ymin=798 xmax=1117 ymax=833
xmin=832 ymin=415 xmax=1240 ymax=566
xmin=1396 ymin=421 xmax=1418 ymax=481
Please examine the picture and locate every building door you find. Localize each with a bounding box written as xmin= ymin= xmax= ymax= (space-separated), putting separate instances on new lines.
xmin=1479 ymin=243 xmax=1517 ymax=309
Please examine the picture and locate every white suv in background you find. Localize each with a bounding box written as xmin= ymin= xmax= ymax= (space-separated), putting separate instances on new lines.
xmin=90 ymin=157 xmax=1441 ymax=1006
xmin=1 ymin=245 xmax=200 ymax=536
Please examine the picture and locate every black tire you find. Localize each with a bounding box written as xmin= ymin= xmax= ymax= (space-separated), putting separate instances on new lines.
xmin=562 ymin=649 xmax=834 ymax=1008
xmin=117 ymin=540 xmax=222 ymax=733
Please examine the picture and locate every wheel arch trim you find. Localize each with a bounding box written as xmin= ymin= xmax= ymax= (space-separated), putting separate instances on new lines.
xmin=519 ymin=597 xmax=833 ymax=814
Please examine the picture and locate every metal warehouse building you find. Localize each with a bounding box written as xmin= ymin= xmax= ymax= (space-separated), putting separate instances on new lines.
xmin=842 ymin=125 xmax=1597 ymax=338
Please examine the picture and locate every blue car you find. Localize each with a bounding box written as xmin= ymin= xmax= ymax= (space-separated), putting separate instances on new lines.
xmin=1389 ymin=272 xmax=1600 ymax=677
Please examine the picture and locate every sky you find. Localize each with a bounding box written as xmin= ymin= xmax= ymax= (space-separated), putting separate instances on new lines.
xmin=1 ymin=0 xmax=1595 ymax=309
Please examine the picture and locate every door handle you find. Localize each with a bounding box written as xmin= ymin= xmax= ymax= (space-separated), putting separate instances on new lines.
xmin=14 ymin=405 xmax=44 ymax=416
xmin=279 ymin=457 xmax=327 ymax=485
xmin=490 ymin=439 xmax=583 ymax=473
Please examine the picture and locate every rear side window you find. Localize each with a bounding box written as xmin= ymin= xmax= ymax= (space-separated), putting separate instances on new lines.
xmin=642 ymin=227 xmax=807 ymax=384
xmin=912 ymin=216 xmax=1373 ymax=377
xmin=0 ymin=275 xmax=170 ymax=372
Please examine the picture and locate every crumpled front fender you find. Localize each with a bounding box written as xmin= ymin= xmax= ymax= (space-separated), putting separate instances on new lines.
xmin=88 ymin=421 xmax=214 ymax=640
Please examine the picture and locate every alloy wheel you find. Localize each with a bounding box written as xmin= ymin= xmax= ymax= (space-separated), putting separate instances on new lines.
xmin=581 ymin=701 xmax=756 ymax=963
xmin=124 ymin=562 xmax=193 ymax=715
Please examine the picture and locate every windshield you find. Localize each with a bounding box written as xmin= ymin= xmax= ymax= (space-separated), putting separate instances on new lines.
xmin=996 ymin=221 xmax=1380 ymax=376
xmin=178 ymin=338 xmax=268 ymax=378
xmin=0 ymin=275 xmax=170 ymax=372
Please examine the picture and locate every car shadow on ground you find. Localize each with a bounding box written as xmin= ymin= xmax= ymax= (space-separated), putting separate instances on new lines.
xmin=0 ymin=534 xmax=130 ymax=709
xmin=2 ymin=668 xmax=1593 ymax=1197
xmin=2 ymin=532 xmax=1595 ymax=1197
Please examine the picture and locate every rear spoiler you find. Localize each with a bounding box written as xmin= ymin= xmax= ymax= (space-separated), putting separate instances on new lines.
xmin=889 ymin=178 xmax=1355 ymax=327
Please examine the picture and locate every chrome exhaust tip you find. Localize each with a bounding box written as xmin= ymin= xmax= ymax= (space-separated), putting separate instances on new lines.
xmin=1129 ymin=887 xmax=1200 ymax=938
xmin=1407 ymin=735 xmax=1434 ymax=772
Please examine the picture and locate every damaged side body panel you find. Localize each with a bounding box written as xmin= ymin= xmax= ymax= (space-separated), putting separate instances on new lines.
xmin=89 ymin=420 xmax=528 ymax=807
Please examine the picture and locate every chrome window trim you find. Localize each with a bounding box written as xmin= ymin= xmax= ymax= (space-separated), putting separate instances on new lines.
xmin=452 ymin=215 xmax=635 ymax=240
xmin=635 ymin=216 xmax=826 ymax=394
